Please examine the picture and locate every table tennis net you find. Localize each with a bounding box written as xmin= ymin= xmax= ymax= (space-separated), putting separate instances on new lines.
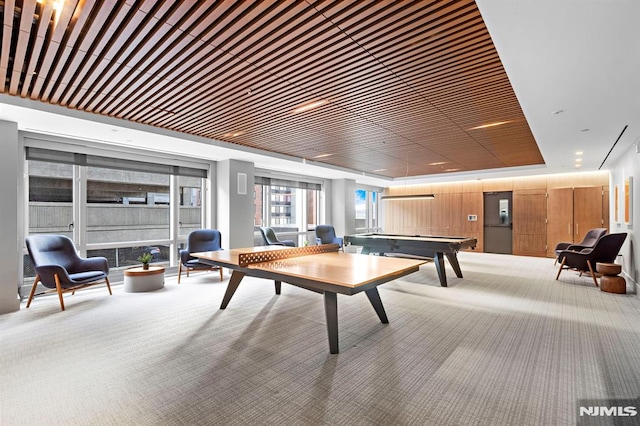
xmin=238 ymin=244 xmax=340 ymax=267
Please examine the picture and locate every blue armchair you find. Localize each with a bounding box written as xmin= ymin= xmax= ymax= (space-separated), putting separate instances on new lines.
xmin=179 ymin=229 xmax=224 ymax=283
xmin=259 ymin=227 xmax=296 ymax=247
xmin=315 ymin=225 xmax=343 ymax=248
xmin=25 ymin=235 xmax=111 ymax=311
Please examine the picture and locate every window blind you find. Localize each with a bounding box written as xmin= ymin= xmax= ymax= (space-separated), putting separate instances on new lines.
xmin=26 ymin=147 xmax=207 ymax=178
xmin=254 ymin=176 xmax=321 ymax=191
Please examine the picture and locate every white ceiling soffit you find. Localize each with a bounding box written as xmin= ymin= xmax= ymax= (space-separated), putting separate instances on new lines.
xmin=476 ymin=0 xmax=640 ymax=173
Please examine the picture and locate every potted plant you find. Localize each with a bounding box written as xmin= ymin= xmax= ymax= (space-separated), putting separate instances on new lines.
xmin=137 ymin=252 xmax=153 ymax=270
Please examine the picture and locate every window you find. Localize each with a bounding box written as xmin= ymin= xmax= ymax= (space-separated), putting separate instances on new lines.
xmin=355 ymin=189 xmax=379 ymax=233
xmin=254 ymin=176 xmax=322 ymax=246
xmin=24 ymin=147 xmax=208 ymax=287
xmin=86 ymin=166 xmax=171 ymax=244
xmin=178 ymin=175 xmax=204 ymax=237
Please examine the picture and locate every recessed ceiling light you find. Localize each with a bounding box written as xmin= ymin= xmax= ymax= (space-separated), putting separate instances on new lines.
xmin=444 ymin=168 xmax=460 ymax=172
xmin=222 ymin=131 xmax=245 ymax=138
xmin=575 ymin=151 xmax=583 ymax=155
xmin=575 ymin=158 xmax=582 ymax=162
xmin=373 ymin=168 xmax=387 ymax=172
xmin=428 ymin=161 xmax=447 ymax=166
xmin=469 ymin=121 xmax=511 ymax=130
xmin=313 ymin=153 xmax=333 ymax=159
xmin=292 ymin=99 xmax=328 ymax=114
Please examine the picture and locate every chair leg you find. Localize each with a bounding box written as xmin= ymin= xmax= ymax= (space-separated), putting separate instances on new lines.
xmin=105 ymin=276 xmax=112 ymax=295
xmin=178 ymin=263 xmax=182 ymax=284
xmin=54 ymin=274 xmax=65 ymax=311
xmin=587 ymin=260 xmax=599 ymax=287
xmin=219 ymin=267 xmax=224 ymax=281
xmin=555 ymin=257 xmax=566 ymax=280
xmin=26 ymin=275 xmax=40 ymax=308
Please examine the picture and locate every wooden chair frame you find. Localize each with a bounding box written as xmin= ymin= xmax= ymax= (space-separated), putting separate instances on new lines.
xmin=26 ymin=273 xmax=112 ymax=311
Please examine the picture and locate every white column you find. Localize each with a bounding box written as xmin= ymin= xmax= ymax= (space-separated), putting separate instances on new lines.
xmin=330 ymin=178 xmax=356 ymax=238
xmin=217 ymin=159 xmax=255 ymax=249
xmin=0 ymin=121 xmax=21 ymax=314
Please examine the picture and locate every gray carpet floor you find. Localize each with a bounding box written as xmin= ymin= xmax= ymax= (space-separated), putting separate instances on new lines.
xmin=2 ymin=252 xmax=640 ymax=426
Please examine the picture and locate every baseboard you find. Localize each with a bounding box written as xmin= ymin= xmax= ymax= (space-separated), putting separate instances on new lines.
xmin=0 ymin=296 xmax=21 ymax=314
xmin=621 ymin=270 xmax=638 ymax=295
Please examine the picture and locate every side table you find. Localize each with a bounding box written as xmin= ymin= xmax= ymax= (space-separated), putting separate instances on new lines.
xmin=596 ymin=262 xmax=625 ymax=294
xmin=124 ymin=265 xmax=165 ymax=292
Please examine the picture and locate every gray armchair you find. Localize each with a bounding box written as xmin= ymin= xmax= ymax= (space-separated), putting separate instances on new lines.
xmin=556 ymin=233 xmax=627 ymax=286
xmin=315 ymin=225 xmax=343 ymax=248
xmin=179 ymin=229 xmax=224 ymax=283
xmin=259 ymin=227 xmax=296 ymax=247
xmin=554 ymin=228 xmax=607 ymax=264
xmin=25 ymin=235 xmax=111 ymax=311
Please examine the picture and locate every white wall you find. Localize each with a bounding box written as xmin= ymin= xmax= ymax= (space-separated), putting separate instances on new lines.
xmin=609 ymin=143 xmax=640 ymax=291
xmin=0 ymin=121 xmax=21 ymax=313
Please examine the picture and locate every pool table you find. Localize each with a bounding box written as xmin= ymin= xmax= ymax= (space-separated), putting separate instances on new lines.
xmin=344 ymin=233 xmax=477 ymax=287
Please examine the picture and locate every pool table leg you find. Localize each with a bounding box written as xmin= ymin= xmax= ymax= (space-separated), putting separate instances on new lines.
xmin=445 ymin=251 xmax=463 ymax=278
xmin=434 ymin=252 xmax=448 ymax=287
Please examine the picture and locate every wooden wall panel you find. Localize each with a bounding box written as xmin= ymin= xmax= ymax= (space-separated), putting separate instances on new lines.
xmin=482 ymin=178 xmax=513 ymax=192
xmin=513 ymin=175 xmax=547 ymax=190
xmin=513 ymin=189 xmax=546 ymax=256
xmin=463 ymin=191 xmax=483 ymax=251
xmin=602 ymin=186 xmax=610 ymax=227
xmin=383 ymin=173 xmax=610 ymax=258
xmin=546 ymin=188 xmax=574 ymax=257
xmin=462 ymin=180 xmax=483 ymax=193
xmin=547 ymin=172 xmax=608 ymax=188
xmin=573 ymin=186 xmax=604 ymax=236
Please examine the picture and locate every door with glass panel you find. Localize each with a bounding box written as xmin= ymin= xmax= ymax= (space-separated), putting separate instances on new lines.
xmin=483 ymin=191 xmax=513 ymax=254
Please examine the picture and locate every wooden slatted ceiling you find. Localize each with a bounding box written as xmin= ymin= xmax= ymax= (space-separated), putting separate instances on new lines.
xmin=1 ymin=0 xmax=543 ymax=178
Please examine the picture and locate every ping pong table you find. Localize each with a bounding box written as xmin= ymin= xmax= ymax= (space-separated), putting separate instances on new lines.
xmin=193 ymin=244 xmax=426 ymax=354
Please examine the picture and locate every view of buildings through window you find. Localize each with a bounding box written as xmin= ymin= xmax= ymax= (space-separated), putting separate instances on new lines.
xmin=24 ymin=158 xmax=373 ymax=287
xmin=355 ymin=189 xmax=379 ymax=233
xmin=254 ymin=182 xmax=320 ymax=246
xmin=24 ymin=159 xmax=204 ymax=284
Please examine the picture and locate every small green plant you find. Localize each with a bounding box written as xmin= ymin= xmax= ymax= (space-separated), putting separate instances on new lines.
xmin=137 ymin=252 xmax=153 ymax=266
